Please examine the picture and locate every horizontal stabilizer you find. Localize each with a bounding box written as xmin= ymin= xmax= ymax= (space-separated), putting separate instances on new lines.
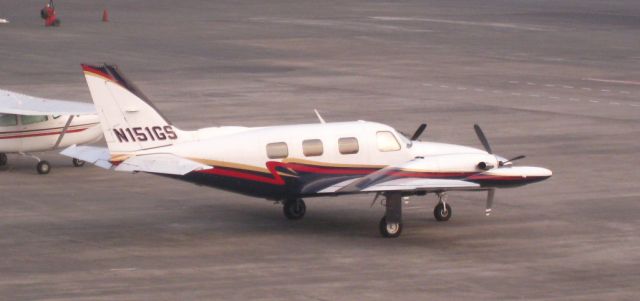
xmin=0 ymin=89 xmax=95 ymax=116
xmin=115 ymin=154 xmax=210 ymax=175
xmin=60 ymin=145 xmax=112 ymax=169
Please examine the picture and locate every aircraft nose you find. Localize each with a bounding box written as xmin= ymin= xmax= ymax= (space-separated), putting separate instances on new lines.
xmin=538 ymin=167 xmax=553 ymax=178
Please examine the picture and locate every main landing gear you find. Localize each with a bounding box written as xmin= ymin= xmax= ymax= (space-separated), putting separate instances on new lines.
xmin=18 ymin=153 xmax=51 ymax=175
xmin=0 ymin=153 xmax=86 ymax=174
xmin=379 ymin=192 xmax=403 ymax=238
xmin=378 ymin=192 xmax=453 ymax=238
xmin=0 ymin=153 xmax=7 ymax=167
xmin=283 ymin=198 xmax=306 ymax=220
xmin=72 ymin=158 xmax=86 ymax=167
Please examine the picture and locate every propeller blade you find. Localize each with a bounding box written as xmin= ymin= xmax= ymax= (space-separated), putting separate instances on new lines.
xmin=473 ymin=124 xmax=493 ymax=154
xmin=485 ymin=189 xmax=495 ymax=216
xmin=411 ymin=123 xmax=427 ymax=141
xmin=504 ymin=155 xmax=526 ymax=164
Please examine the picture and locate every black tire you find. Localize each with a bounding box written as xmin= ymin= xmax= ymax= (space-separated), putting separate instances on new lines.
xmin=379 ymin=217 xmax=402 ymax=238
xmin=37 ymin=160 xmax=51 ymax=175
xmin=0 ymin=153 xmax=7 ymax=166
xmin=72 ymin=158 xmax=85 ymax=167
xmin=283 ymin=198 xmax=306 ymax=220
xmin=434 ymin=203 xmax=452 ymax=222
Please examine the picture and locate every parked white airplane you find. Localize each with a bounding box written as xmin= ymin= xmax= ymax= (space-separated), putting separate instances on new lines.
xmin=0 ymin=89 xmax=102 ymax=174
xmin=64 ymin=64 xmax=552 ymax=237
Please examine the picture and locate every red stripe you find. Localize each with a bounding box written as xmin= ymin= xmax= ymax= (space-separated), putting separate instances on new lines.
xmin=387 ymin=171 xmax=474 ymax=178
xmin=0 ymin=128 xmax=87 ymax=139
xmin=285 ymin=163 xmax=374 ymax=175
xmin=0 ymin=123 xmax=98 ymax=135
xmin=197 ymin=161 xmax=287 ymax=185
xmin=467 ymin=175 xmax=548 ymax=181
xmin=81 ymin=64 xmax=113 ymax=80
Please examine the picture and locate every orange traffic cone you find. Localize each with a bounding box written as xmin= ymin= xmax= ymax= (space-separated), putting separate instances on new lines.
xmin=102 ymin=9 xmax=109 ymax=22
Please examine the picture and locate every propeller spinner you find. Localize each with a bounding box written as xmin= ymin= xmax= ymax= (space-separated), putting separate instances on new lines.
xmin=473 ymin=124 xmax=527 ymax=216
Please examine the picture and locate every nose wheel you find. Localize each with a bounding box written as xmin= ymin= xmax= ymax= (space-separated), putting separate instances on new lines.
xmin=283 ymin=198 xmax=306 ymax=220
xmin=434 ymin=192 xmax=452 ymax=221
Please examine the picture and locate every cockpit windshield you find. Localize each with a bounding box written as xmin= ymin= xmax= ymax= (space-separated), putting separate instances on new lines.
xmin=394 ymin=129 xmax=412 ymax=146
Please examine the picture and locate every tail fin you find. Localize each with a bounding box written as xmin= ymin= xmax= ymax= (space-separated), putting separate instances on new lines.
xmin=81 ymin=64 xmax=180 ymax=154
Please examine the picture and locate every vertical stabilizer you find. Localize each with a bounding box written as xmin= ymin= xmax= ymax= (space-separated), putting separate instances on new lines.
xmin=81 ymin=64 xmax=180 ymax=154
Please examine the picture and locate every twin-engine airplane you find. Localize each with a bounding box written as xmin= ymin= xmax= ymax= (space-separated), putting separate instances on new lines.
xmin=0 ymin=89 xmax=102 ymax=174
xmin=64 ymin=64 xmax=552 ymax=238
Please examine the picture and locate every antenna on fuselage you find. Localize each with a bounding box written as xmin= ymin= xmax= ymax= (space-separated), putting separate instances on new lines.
xmin=314 ymin=109 xmax=326 ymax=124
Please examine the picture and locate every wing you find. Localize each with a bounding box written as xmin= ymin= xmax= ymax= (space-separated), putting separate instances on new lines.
xmin=318 ymin=158 xmax=480 ymax=194
xmin=114 ymin=154 xmax=211 ymax=175
xmin=61 ymin=145 xmax=211 ymax=176
xmin=0 ymin=89 xmax=95 ymax=115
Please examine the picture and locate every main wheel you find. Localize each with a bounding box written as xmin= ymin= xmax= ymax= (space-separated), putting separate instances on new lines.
xmin=0 ymin=153 xmax=7 ymax=166
xmin=72 ymin=158 xmax=85 ymax=167
xmin=36 ymin=160 xmax=51 ymax=175
xmin=433 ymin=202 xmax=452 ymax=222
xmin=283 ymin=198 xmax=306 ymax=220
xmin=379 ymin=217 xmax=402 ymax=238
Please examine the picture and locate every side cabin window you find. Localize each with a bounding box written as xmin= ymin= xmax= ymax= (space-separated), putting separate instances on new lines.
xmin=266 ymin=142 xmax=288 ymax=159
xmin=338 ymin=137 xmax=359 ymax=155
xmin=377 ymin=131 xmax=401 ymax=152
xmin=21 ymin=115 xmax=48 ymax=125
xmin=0 ymin=114 xmax=18 ymax=126
xmin=302 ymin=139 xmax=323 ymax=157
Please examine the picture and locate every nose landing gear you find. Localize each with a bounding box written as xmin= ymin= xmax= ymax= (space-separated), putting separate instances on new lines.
xmin=434 ymin=192 xmax=452 ymax=222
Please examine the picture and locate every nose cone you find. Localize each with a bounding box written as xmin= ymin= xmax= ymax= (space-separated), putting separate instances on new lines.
xmin=530 ymin=167 xmax=552 ymax=179
xmin=542 ymin=167 xmax=552 ymax=177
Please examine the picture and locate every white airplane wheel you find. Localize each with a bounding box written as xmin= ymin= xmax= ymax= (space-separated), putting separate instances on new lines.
xmin=283 ymin=198 xmax=306 ymax=220
xmin=379 ymin=217 xmax=402 ymax=238
xmin=36 ymin=161 xmax=51 ymax=175
xmin=72 ymin=158 xmax=85 ymax=167
xmin=434 ymin=203 xmax=452 ymax=222
xmin=0 ymin=153 xmax=7 ymax=166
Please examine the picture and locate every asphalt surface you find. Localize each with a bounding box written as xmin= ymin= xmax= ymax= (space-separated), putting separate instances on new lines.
xmin=1 ymin=1 xmax=639 ymax=300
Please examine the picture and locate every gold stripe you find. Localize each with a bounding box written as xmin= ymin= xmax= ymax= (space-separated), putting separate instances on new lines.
xmin=282 ymin=157 xmax=385 ymax=169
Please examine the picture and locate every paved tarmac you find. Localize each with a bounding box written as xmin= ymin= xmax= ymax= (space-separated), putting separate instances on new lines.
xmin=1 ymin=0 xmax=639 ymax=300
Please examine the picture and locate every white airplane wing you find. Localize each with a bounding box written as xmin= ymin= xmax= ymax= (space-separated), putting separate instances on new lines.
xmin=61 ymin=145 xmax=211 ymax=175
xmin=318 ymin=177 xmax=479 ymax=193
xmin=0 ymin=89 xmax=95 ymax=115
xmin=114 ymin=154 xmax=211 ymax=175
xmin=318 ymin=158 xmax=480 ymax=194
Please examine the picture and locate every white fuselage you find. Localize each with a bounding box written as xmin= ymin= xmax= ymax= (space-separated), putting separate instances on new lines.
xmin=107 ymin=120 xmax=550 ymax=200
xmin=0 ymin=114 xmax=102 ymax=153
